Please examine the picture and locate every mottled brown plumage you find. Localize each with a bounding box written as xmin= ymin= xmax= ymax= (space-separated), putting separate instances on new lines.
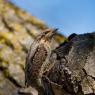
xmin=25 ymin=29 xmax=58 ymax=94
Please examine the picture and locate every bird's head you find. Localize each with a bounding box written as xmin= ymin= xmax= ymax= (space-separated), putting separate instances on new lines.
xmin=38 ymin=28 xmax=57 ymax=40
xmin=36 ymin=28 xmax=58 ymax=50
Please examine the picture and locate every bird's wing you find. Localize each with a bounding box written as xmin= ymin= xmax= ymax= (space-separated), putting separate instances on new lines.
xmin=25 ymin=44 xmax=48 ymax=86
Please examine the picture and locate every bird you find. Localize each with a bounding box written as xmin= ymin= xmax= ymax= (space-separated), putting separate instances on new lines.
xmin=25 ymin=28 xmax=58 ymax=95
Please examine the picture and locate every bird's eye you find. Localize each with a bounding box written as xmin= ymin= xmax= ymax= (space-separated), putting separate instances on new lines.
xmin=44 ymin=31 xmax=49 ymax=35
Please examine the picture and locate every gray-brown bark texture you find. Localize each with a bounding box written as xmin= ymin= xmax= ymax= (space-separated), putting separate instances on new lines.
xmin=47 ymin=32 xmax=95 ymax=95
xmin=26 ymin=30 xmax=95 ymax=95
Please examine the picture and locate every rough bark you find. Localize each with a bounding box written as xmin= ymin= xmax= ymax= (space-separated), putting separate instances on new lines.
xmin=46 ymin=32 xmax=95 ymax=95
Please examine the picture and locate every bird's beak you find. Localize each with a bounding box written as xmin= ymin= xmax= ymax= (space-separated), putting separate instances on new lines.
xmin=49 ymin=28 xmax=58 ymax=39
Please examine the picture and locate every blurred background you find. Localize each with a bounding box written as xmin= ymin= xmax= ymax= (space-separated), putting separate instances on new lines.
xmin=0 ymin=0 xmax=65 ymax=95
xmin=11 ymin=0 xmax=95 ymax=36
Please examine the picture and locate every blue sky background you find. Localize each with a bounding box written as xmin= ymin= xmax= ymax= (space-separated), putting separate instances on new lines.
xmin=10 ymin=0 xmax=95 ymax=36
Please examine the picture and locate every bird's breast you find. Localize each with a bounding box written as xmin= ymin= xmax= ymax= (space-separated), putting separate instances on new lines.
xmin=29 ymin=44 xmax=48 ymax=78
